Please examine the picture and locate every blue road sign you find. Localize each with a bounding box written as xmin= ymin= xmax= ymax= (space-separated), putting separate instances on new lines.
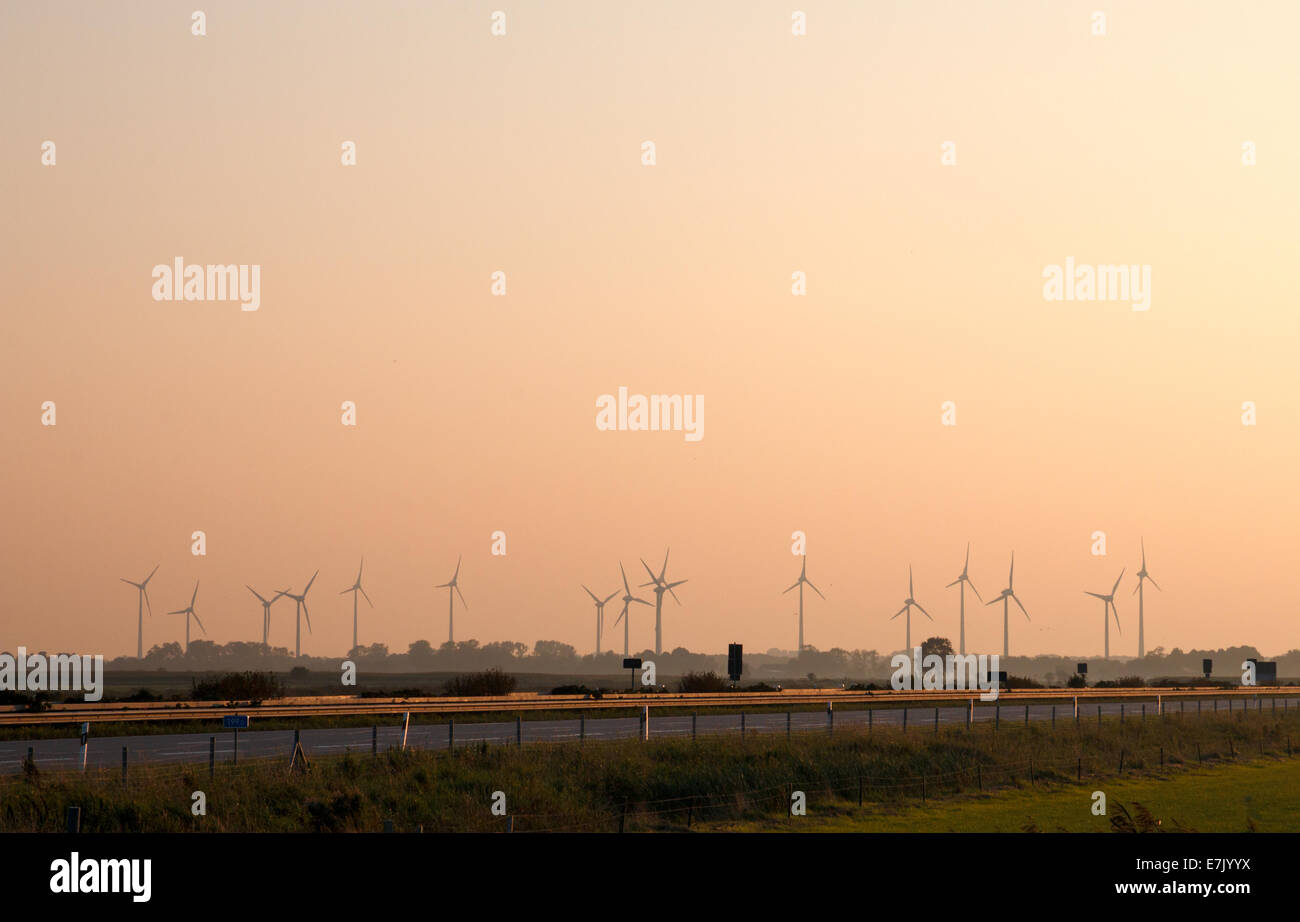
xmin=223 ymin=715 xmax=250 ymax=729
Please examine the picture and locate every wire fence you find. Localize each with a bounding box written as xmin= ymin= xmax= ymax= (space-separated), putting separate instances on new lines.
xmin=5 ymin=695 xmax=1297 ymax=832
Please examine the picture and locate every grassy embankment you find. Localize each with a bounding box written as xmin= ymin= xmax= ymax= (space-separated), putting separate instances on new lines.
xmin=1 ymin=704 xmax=1296 ymax=832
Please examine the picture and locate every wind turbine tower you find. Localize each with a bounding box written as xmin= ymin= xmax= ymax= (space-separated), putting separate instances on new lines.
xmin=985 ymin=553 xmax=1030 ymax=657
xmin=640 ymin=549 xmax=687 ymax=655
xmin=1133 ymin=539 xmax=1160 ymax=658
xmin=614 ymin=562 xmax=652 ymax=656
xmin=945 ymin=543 xmax=982 ymax=656
xmin=120 ymin=564 xmax=159 ymax=659
xmin=1086 ymin=568 xmax=1125 ymax=659
xmin=583 ymin=585 xmax=618 ymax=655
xmin=782 ymin=556 xmax=825 ymax=652
xmin=436 ymin=556 xmax=467 ymax=645
xmin=889 ymin=565 xmax=933 ymax=650
xmin=282 ymin=570 xmax=319 ymax=657
xmin=167 ymin=581 xmax=206 ymax=654
xmin=246 ymin=586 xmax=286 ymax=645
xmin=340 ymin=558 xmax=373 ymax=654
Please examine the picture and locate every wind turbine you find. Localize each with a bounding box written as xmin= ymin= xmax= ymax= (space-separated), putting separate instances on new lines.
xmin=1133 ymin=538 xmax=1160 ymax=658
xmin=613 ymin=562 xmax=652 ymax=657
xmin=944 ymin=543 xmax=982 ymax=656
xmin=282 ymin=570 xmax=318 ymax=657
xmin=782 ymin=556 xmax=825 ymax=652
xmin=120 ymin=564 xmax=158 ymax=658
xmin=985 ymin=553 xmax=1029 ymax=657
xmin=167 ymin=581 xmax=205 ymax=654
xmin=436 ymin=555 xmax=466 ymax=645
xmin=582 ymin=584 xmax=619 ymax=655
xmin=1086 ymin=568 xmax=1125 ymax=659
xmin=246 ymin=586 xmax=286 ymax=645
xmin=340 ymin=558 xmax=373 ymax=654
xmin=639 ymin=549 xmax=687 ymax=655
xmin=889 ymin=565 xmax=932 ymax=650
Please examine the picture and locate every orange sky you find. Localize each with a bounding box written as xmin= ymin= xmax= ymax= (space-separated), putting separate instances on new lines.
xmin=3 ymin=1 xmax=1299 ymax=660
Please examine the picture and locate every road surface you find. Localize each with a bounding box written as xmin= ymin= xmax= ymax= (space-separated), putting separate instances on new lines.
xmin=1 ymin=694 xmax=1291 ymax=775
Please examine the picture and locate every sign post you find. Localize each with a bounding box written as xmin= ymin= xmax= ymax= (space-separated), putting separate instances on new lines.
xmin=623 ymin=657 xmax=642 ymax=692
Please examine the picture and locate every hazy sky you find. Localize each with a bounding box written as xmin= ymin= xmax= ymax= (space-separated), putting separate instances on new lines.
xmin=3 ymin=1 xmax=1299 ymax=660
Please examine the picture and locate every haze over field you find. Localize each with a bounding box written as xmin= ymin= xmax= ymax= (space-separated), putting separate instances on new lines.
xmin=3 ymin=2 xmax=1299 ymax=661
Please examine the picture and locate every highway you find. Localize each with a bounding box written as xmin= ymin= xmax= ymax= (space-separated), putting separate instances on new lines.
xmin=2 ymin=692 xmax=1293 ymax=776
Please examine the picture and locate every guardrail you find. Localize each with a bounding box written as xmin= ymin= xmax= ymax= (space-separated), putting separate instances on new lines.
xmin=3 ymin=685 xmax=1297 ymax=725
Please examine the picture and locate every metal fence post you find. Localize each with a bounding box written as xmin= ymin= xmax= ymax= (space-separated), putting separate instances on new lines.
xmin=121 ymin=746 xmax=128 ymax=784
xmin=372 ymin=725 xmax=378 ymax=755
xmin=209 ymin=736 xmax=215 ymax=779
xmin=516 ymin=715 xmax=522 ymax=747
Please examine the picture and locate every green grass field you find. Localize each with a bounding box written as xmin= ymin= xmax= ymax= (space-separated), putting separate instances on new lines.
xmin=710 ymin=757 xmax=1300 ymax=832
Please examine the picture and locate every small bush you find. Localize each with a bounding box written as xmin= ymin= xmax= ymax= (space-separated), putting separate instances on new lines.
xmin=678 ymin=671 xmax=731 ymax=693
xmin=443 ymin=669 xmax=516 ymax=697
xmin=191 ymin=671 xmax=285 ymax=702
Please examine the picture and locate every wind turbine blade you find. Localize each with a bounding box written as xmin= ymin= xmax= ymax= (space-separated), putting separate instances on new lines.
xmin=908 ymin=565 xmax=914 ymax=598
xmin=660 ymin=548 xmax=670 ymax=581
xmin=1111 ymin=568 xmax=1125 ymax=594
xmin=602 ymin=591 xmax=619 ymax=605
xmin=192 ymin=613 xmax=206 ymax=634
xmin=806 ymin=580 xmax=826 ymax=600
xmin=614 ymin=607 xmax=626 ymax=626
xmin=167 ymin=608 xmax=185 ymax=615
xmin=890 ymin=606 xmax=906 ymax=620
xmin=303 ymin=602 xmax=312 ymax=632
xmin=1141 ymin=537 xmax=1146 ymax=568
xmin=985 ymin=597 xmax=999 ymax=607
xmin=340 ymin=587 xmax=351 ymax=595
xmin=436 ymin=582 xmax=451 ymax=589
xmin=782 ymin=581 xmax=799 ymax=594
xmin=453 ymin=555 xmax=462 ymax=581
xmin=120 ymin=578 xmax=137 ymax=587
xmin=1085 ymin=591 xmax=1107 ymax=600
xmin=143 ymin=565 xmax=159 ymax=585
xmin=143 ymin=588 xmax=153 ymax=617
xmin=945 ymin=578 xmax=961 ymax=589
xmin=582 ymin=585 xmax=600 ymax=603
xmin=633 ymin=596 xmax=652 ymax=606
xmin=247 ymin=586 xmax=266 ymax=603
xmin=455 ymin=585 xmax=468 ymax=609
xmin=190 ymin=581 xmax=199 ymax=606
xmin=1148 ymin=575 xmax=1161 ymax=591
xmin=967 ymin=579 xmax=983 ymax=603
xmin=640 ymin=559 xmax=658 ymax=584
xmin=305 ymin=570 xmax=319 ymax=594
xmin=1012 ymin=593 xmax=1030 ymax=620
xmin=1008 ymin=552 xmax=1015 ymax=588
xmin=913 ymin=601 xmax=932 ymax=619
xmin=357 ymin=558 xmax=364 ymax=582
xmin=360 ymin=586 xmax=373 ymax=607
xmin=964 ymin=542 xmax=970 ymax=573
xmin=620 ymin=562 xmax=631 ymax=594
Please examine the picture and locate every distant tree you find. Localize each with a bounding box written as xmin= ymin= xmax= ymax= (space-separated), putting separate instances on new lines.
xmin=533 ymin=640 xmax=577 ymax=660
xmin=920 ymin=637 xmax=955 ymax=659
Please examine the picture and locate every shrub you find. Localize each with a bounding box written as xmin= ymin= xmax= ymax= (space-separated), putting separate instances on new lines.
xmin=443 ymin=668 xmax=516 ymax=697
xmin=190 ymin=671 xmax=285 ymax=702
xmin=678 ymin=671 xmax=731 ymax=693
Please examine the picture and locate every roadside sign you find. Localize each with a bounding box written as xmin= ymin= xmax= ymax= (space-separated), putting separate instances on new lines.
xmin=223 ymin=715 xmax=250 ymax=729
